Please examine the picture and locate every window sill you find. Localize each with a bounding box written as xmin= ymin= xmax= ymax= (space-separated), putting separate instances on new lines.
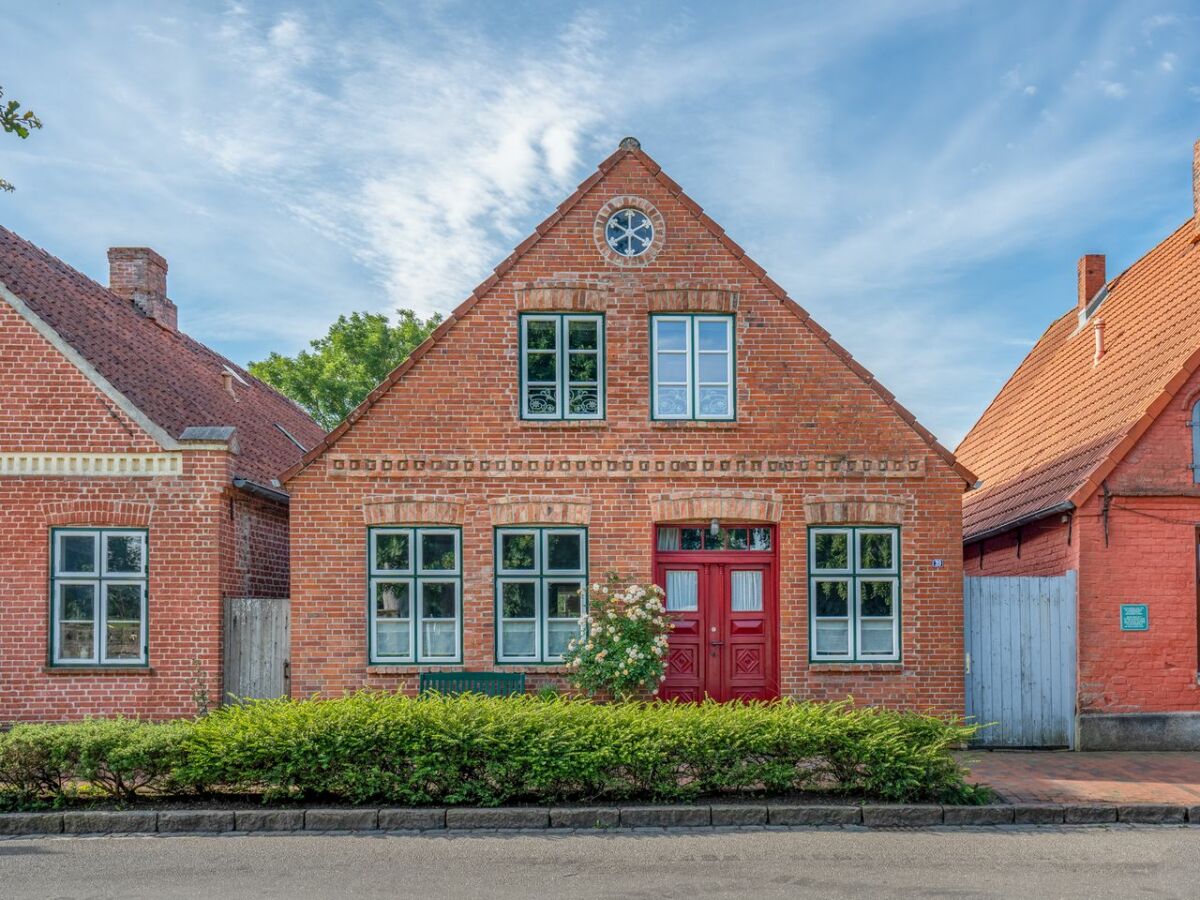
xmin=650 ymin=420 xmax=738 ymax=430
xmin=44 ymin=665 xmax=154 ymax=675
xmin=517 ymin=419 xmax=608 ymax=429
xmin=807 ymin=662 xmax=903 ymax=674
xmin=366 ymin=665 xmax=571 ymax=675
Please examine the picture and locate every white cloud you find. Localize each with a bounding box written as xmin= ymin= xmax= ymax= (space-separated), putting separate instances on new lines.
xmin=1100 ymin=80 xmax=1129 ymax=99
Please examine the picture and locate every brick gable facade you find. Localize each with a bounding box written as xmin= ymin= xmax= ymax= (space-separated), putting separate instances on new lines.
xmin=287 ymin=143 xmax=969 ymax=712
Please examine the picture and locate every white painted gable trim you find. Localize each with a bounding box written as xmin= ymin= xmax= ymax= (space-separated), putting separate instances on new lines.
xmin=0 ymin=452 xmax=183 ymax=477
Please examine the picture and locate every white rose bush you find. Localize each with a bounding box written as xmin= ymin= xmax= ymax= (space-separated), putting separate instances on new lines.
xmin=562 ymin=573 xmax=674 ymax=699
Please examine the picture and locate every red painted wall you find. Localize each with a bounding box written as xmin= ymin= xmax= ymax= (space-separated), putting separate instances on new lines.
xmin=963 ymin=515 xmax=1076 ymax=577
xmin=288 ymin=153 xmax=968 ymax=714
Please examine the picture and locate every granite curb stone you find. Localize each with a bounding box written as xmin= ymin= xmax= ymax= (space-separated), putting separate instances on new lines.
xmin=304 ymin=809 xmax=379 ymax=831
xmin=1010 ymin=804 xmax=1066 ymax=825
xmin=63 ymin=811 xmax=158 ymax=834
xmin=943 ymin=806 xmax=1015 ymax=826
xmin=620 ymin=806 xmax=711 ymax=827
xmin=157 ymin=811 xmax=236 ymax=833
xmin=549 ymin=807 xmax=621 ymax=829
xmin=380 ymin=808 xmax=447 ymax=830
xmin=711 ymin=805 xmax=768 ymax=826
xmin=0 ymin=813 xmax=63 ymax=835
xmin=862 ymin=805 xmax=944 ymax=827
xmin=446 ymin=808 xmax=549 ymax=829
xmin=1116 ymin=804 xmax=1186 ymax=824
xmin=1063 ymin=805 xmax=1118 ymax=824
xmin=768 ymin=805 xmax=861 ymax=826
xmin=234 ymin=810 xmax=306 ymax=832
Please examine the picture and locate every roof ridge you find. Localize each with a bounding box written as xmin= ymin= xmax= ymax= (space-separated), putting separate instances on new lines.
xmin=282 ymin=144 xmax=973 ymax=485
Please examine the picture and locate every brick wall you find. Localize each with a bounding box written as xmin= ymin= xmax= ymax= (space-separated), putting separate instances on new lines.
xmin=288 ymin=153 xmax=968 ymax=715
xmin=962 ymin=515 xmax=1076 ymax=577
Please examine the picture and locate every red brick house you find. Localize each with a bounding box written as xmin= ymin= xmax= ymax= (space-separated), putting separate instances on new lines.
xmin=0 ymin=227 xmax=323 ymax=722
xmin=283 ymin=138 xmax=974 ymax=712
xmin=956 ymin=140 xmax=1200 ymax=749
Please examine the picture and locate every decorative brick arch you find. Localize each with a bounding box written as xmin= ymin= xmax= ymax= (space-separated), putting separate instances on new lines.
xmin=803 ymin=494 xmax=909 ymax=525
xmin=489 ymin=496 xmax=591 ymax=526
xmin=651 ymin=490 xmax=782 ymax=524
xmin=516 ymin=280 xmax=611 ymax=312
xmin=362 ymin=496 xmax=465 ymax=526
xmin=647 ymin=284 xmax=739 ymax=313
xmin=41 ymin=499 xmax=153 ymax=527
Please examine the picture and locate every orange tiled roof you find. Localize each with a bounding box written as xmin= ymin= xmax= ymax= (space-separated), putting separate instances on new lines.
xmin=956 ymin=219 xmax=1200 ymax=541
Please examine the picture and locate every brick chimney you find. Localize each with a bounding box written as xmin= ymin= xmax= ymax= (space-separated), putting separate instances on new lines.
xmin=1077 ymin=254 xmax=1105 ymax=313
xmin=107 ymin=247 xmax=177 ymax=331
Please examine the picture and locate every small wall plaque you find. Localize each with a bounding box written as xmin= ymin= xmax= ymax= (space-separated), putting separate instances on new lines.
xmin=1120 ymin=604 xmax=1149 ymax=632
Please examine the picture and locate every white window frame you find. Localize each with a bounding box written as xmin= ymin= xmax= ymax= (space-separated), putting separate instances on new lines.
xmin=808 ymin=526 xmax=900 ymax=662
xmin=651 ymin=315 xmax=735 ymax=421
xmin=369 ymin=527 xmax=462 ymax=664
xmin=520 ymin=314 xmax=605 ymax=420
xmin=495 ymin=527 xmax=587 ymax=664
xmin=51 ymin=529 xmax=148 ymax=666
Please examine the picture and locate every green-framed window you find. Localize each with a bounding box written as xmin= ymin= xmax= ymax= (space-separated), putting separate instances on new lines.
xmin=808 ymin=526 xmax=900 ymax=662
xmin=494 ymin=527 xmax=586 ymax=663
xmin=368 ymin=527 xmax=462 ymax=664
xmin=650 ymin=314 xmax=735 ymax=420
xmin=50 ymin=528 xmax=147 ymax=666
xmin=520 ymin=314 xmax=604 ymax=419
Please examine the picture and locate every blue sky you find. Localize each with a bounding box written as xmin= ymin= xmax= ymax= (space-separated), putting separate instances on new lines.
xmin=2 ymin=1 xmax=1198 ymax=446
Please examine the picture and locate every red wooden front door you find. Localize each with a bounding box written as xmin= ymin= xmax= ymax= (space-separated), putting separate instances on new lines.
xmin=654 ymin=526 xmax=779 ymax=702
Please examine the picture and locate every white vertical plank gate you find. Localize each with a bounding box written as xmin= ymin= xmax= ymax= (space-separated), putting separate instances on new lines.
xmin=223 ymin=597 xmax=290 ymax=703
xmin=964 ymin=572 xmax=1077 ymax=748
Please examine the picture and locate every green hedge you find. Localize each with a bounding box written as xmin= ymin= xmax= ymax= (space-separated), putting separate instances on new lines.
xmin=0 ymin=695 xmax=985 ymax=809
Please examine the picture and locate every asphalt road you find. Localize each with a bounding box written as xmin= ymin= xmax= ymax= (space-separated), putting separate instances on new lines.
xmin=1 ymin=827 xmax=1198 ymax=899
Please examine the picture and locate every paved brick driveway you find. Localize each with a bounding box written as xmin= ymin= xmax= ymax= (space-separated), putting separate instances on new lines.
xmin=960 ymin=750 xmax=1200 ymax=803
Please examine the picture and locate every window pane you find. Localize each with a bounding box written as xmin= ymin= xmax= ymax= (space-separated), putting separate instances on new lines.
xmin=104 ymin=583 xmax=143 ymax=661
xmin=546 ymin=621 xmax=577 ymax=658
xmin=526 ymin=352 xmax=556 ymax=382
xmin=375 ymin=581 xmax=411 ymax=618
xmin=860 ymin=581 xmax=895 ymax=617
xmin=568 ymin=386 xmax=599 ymax=416
xmin=697 ymin=320 xmax=729 ymax=351
xmin=813 ymin=532 xmax=849 ymax=570
xmin=656 ymin=353 xmax=687 ymax=382
xmin=60 ymin=534 xmax=96 ymax=573
xmin=814 ymin=580 xmax=849 ymax=617
xmin=703 ymin=529 xmax=725 ymax=550
xmin=657 ymin=527 xmax=680 ymax=550
xmin=546 ymin=532 xmax=582 ymax=571
xmin=859 ymin=532 xmax=895 ymax=570
xmin=681 ymin=528 xmax=703 ymax=550
xmin=525 ymin=320 xmax=557 ymax=350
xmin=567 ymin=353 xmax=598 ymax=382
xmin=698 ymin=386 xmax=730 ymax=417
xmin=567 ymin=319 xmax=598 ymax=350
xmin=376 ymin=621 xmax=411 ymax=657
xmin=422 ymin=621 xmax=457 ymax=658
xmin=750 ymin=528 xmax=772 ymax=551
xmin=546 ymin=582 xmax=582 ymax=618
xmin=665 ymin=570 xmax=698 ymax=611
xmin=59 ymin=621 xmax=95 ymax=660
xmin=62 ymin=583 xmax=96 ymax=621
xmin=731 ymin=570 xmax=762 ymax=612
xmin=105 ymin=583 xmax=142 ymax=621
xmin=726 ymin=528 xmax=748 ymax=550
xmin=500 ymin=532 xmax=536 ymax=571
xmin=655 ymin=319 xmax=687 ymax=351
xmin=860 ymin=620 xmax=895 ymax=655
xmin=815 ymin=621 xmax=849 ymax=656
xmin=374 ymin=532 xmax=410 ymax=572
xmin=501 ymin=581 xmax=536 ymax=618
xmin=502 ymin=621 xmax=536 ymax=657
xmin=526 ymin=385 xmax=558 ymax=415
xmin=105 ymin=534 xmax=144 ymax=574
xmin=698 ymin=352 xmax=728 ymax=383
xmin=421 ymin=581 xmax=457 ymax=618
xmin=655 ymin=386 xmax=688 ymax=416
xmin=420 ymin=533 xmax=457 ymax=572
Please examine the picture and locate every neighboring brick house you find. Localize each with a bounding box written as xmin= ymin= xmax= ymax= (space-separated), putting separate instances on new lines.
xmin=283 ymin=138 xmax=974 ymax=713
xmin=956 ymin=140 xmax=1200 ymax=748
xmin=0 ymin=227 xmax=323 ymax=722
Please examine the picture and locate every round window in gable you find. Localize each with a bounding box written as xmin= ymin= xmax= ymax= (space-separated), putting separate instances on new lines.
xmin=604 ymin=208 xmax=654 ymax=258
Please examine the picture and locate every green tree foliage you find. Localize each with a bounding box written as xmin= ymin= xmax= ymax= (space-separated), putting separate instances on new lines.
xmin=249 ymin=309 xmax=442 ymax=430
xmin=1 ymin=86 xmax=42 ymax=193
